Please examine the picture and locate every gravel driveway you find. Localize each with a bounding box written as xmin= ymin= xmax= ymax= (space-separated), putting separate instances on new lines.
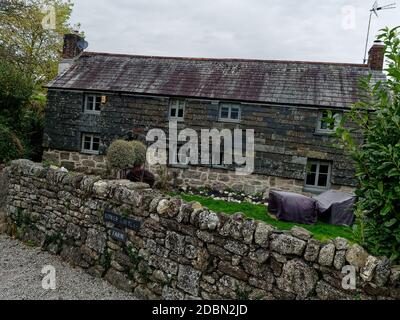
xmin=0 ymin=235 xmax=136 ymax=300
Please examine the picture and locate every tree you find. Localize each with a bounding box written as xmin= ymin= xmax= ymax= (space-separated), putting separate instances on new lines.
xmin=0 ymin=59 xmax=34 ymax=129
xmin=337 ymin=26 xmax=400 ymax=262
xmin=0 ymin=0 xmax=77 ymax=88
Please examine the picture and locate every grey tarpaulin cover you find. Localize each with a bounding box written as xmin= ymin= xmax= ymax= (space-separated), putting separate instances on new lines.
xmin=268 ymin=190 xmax=318 ymax=225
xmin=313 ymin=191 xmax=356 ymax=226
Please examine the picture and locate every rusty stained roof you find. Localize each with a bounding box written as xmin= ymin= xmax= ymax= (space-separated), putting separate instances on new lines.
xmin=46 ymin=52 xmax=386 ymax=108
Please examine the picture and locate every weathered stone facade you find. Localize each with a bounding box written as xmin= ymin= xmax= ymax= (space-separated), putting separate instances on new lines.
xmin=43 ymin=149 xmax=355 ymax=196
xmin=43 ymin=149 xmax=107 ymax=175
xmin=43 ymin=90 xmax=359 ymax=193
xmin=3 ymin=160 xmax=398 ymax=300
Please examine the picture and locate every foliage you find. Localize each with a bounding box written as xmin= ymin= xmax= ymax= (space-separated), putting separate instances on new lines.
xmin=154 ymin=165 xmax=174 ymax=192
xmin=176 ymin=193 xmax=354 ymax=243
xmin=129 ymin=140 xmax=147 ymax=166
xmin=0 ymin=0 xmax=77 ymax=88
xmin=0 ymin=0 xmax=78 ymax=164
xmin=19 ymin=99 xmax=45 ymax=161
xmin=336 ymin=26 xmax=400 ymax=262
xmin=0 ymin=124 xmax=24 ymax=163
xmin=0 ymin=59 xmax=34 ymax=127
xmin=107 ymin=139 xmax=136 ymax=170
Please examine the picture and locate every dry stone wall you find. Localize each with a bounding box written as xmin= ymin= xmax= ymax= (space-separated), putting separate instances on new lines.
xmin=3 ymin=160 xmax=400 ymax=300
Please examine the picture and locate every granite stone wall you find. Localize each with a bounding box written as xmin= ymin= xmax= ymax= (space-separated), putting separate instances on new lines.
xmin=43 ymin=90 xmax=359 ymax=188
xmin=4 ymin=160 xmax=398 ymax=300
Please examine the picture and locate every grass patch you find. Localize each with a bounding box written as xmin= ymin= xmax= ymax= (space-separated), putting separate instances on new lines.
xmin=176 ymin=193 xmax=355 ymax=243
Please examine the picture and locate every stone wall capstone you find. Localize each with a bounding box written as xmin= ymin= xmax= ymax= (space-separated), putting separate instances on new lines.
xmin=3 ymin=159 xmax=399 ymax=300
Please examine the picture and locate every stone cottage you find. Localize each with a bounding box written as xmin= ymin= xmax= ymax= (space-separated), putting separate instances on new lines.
xmin=43 ymin=34 xmax=386 ymax=195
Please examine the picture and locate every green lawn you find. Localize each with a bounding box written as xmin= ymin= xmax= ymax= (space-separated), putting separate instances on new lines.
xmin=175 ymin=193 xmax=355 ymax=243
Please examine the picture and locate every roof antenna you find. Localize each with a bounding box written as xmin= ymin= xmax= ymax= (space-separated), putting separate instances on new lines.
xmin=363 ymin=1 xmax=396 ymax=63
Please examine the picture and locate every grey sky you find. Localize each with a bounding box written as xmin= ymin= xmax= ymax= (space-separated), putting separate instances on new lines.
xmin=70 ymin=0 xmax=399 ymax=63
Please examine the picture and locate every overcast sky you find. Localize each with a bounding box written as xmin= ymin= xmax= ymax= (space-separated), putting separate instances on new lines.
xmin=70 ymin=0 xmax=399 ymax=63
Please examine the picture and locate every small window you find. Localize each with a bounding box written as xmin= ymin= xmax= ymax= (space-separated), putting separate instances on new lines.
xmin=219 ymin=103 xmax=241 ymax=122
xmin=316 ymin=110 xmax=342 ymax=133
xmin=81 ymin=133 xmax=101 ymax=154
xmin=169 ymin=99 xmax=186 ymax=121
xmin=84 ymin=95 xmax=102 ymax=114
xmin=305 ymin=160 xmax=332 ymax=190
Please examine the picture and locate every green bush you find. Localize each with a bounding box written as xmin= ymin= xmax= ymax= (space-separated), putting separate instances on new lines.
xmin=0 ymin=124 xmax=24 ymax=164
xmin=129 ymin=140 xmax=147 ymax=166
xmin=106 ymin=139 xmax=135 ymax=170
xmin=337 ymin=26 xmax=400 ymax=262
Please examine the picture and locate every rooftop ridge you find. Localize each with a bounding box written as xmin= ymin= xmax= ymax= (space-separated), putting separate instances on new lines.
xmin=81 ymin=51 xmax=369 ymax=68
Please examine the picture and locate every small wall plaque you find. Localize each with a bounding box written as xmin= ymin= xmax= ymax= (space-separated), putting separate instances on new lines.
xmin=104 ymin=210 xmax=141 ymax=231
xmin=109 ymin=228 xmax=126 ymax=243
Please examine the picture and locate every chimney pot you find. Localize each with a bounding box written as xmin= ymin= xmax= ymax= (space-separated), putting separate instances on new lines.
xmin=368 ymin=40 xmax=385 ymax=71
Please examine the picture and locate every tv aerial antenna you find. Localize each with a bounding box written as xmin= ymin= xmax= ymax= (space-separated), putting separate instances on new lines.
xmin=363 ymin=1 xmax=396 ymax=63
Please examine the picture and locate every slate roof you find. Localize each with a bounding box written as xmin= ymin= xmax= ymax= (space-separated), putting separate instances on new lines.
xmin=46 ymin=52 xmax=386 ymax=108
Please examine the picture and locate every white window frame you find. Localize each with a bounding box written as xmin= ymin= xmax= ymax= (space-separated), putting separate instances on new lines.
xmin=169 ymin=99 xmax=186 ymax=121
xmin=84 ymin=95 xmax=102 ymax=114
xmin=219 ymin=103 xmax=241 ymax=123
xmin=316 ymin=110 xmax=342 ymax=134
xmin=81 ymin=133 xmax=101 ymax=155
xmin=304 ymin=160 xmax=332 ymax=191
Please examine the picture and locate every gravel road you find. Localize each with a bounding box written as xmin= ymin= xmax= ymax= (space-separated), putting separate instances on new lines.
xmin=0 ymin=235 xmax=136 ymax=300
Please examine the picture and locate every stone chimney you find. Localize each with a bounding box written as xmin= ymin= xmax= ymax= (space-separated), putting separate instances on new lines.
xmin=58 ymin=32 xmax=86 ymax=74
xmin=368 ymin=40 xmax=385 ymax=71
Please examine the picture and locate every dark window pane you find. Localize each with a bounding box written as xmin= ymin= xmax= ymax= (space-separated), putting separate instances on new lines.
xmin=92 ymin=142 xmax=100 ymax=151
xmin=94 ymin=97 xmax=101 ymax=111
xmin=221 ymin=107 xmax=229 ymax=118
xmin=178 ymin=108 xmax=184 ymax=118
xmin=170 ymin=108 xmax=176 ymax=117
xmin=86 ymin=96 xmax=94 ymax=111
xmin=319 ymin=164 xmax=329 ymax=174
xmin=231 ymin=108 xmax=239 ymax=120
xmin=318 ymin=174 xmax=328 ymax=187
xmin=306 ymin=173 xmax=316 ymax=186
xmin=84 ymin=138 xmax=91 ymax=150
xmin=307 ymin=164 xmax=317 ymax=174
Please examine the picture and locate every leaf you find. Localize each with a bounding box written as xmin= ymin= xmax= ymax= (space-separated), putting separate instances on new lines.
xmin=381 ymin=203 xmax=393 ymax=217
xmin=384 ymin=219 xmax=397 ymax=228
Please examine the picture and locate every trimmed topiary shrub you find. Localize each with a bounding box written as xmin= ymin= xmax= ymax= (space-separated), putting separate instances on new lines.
xmin=129 ymin=140 xmax=147 ymax=166
xmin=106 ymin=139 xmax=135 ymax=170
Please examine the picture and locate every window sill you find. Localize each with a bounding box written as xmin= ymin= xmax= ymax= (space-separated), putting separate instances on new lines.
xmin=84 ymin=111 xmax=101 ymax=116
xmin=81 ymin=150 xmax=100 ymax=156
xmin=313 ymin=130 xmax=336 ymax=136
xmin=168 ymin=118 xmax=185 ymax=122
xmin=218 ymin=119 xmax=241 ymax=124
